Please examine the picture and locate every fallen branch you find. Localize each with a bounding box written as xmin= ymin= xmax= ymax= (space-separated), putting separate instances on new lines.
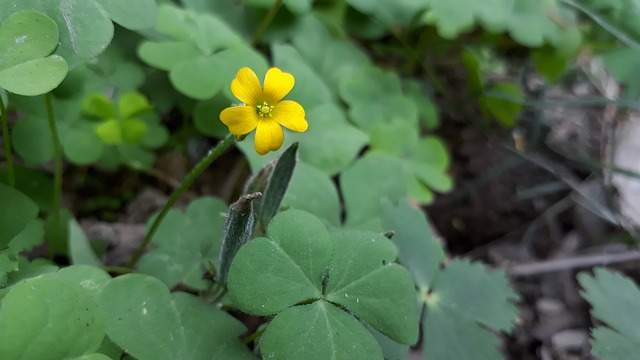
xmin=505 ymin=250 xmax=640 ymax=277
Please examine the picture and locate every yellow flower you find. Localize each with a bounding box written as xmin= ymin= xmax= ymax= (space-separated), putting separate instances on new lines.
xmin=220 ymin=67 xmax=308 ymax=155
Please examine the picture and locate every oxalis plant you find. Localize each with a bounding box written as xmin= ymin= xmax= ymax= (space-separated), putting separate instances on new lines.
xmin=2 ymin=1 xmax=640 ymax=360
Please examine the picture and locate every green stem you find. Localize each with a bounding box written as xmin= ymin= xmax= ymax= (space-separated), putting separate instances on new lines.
xmin=0 ymin=94 xmax=15 ymax=187
xmin=212 ymin=287 xmax=228 ymax=304
xmin=45 ymin=93 xmax=63 ymax=249
xmin=243 ymin=326 xmax=266 ymax=345
xmin=128 ymin=134 xmax=236 ymax=268
xmin=251 ymin=0 xmax=283 ymax=46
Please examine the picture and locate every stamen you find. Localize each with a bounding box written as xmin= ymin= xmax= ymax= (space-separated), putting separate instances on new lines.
xmin=256 ymin=101 xmax=274 ymax=117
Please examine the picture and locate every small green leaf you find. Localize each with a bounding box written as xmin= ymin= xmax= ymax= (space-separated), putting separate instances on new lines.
xmin=7 ymin=219 xmax=44 ymax=253
xmin=0 ymin=11 xmax=68 ymax=95
xmin=423 ymin=259 xmax=520 ymax=359
xmin=602 ymin=47 xmax=640 ymax=99
xmin=83 ymin=93 xmax=115 ymax=119
xmin=121 ymin=119 xmax=149 ymax=144
xmin=481 ymin=82 xmax=524 ymax=128
xmin=578 ymin=267 xmax=640 ymax=359
xmin=423 ymin=304 xmax=504 ymax=360
xmin=367 ymin=325 xmax=410 ymax=360
xmin=297 ymin=104 xmax=368 ymax=175
xmin=96 ymin=119 xmax=123 ymax=145
xmin=62 ymin=125 xmax=105 ymax=165
xmin=0 ymin=0 xmax=115 ymax=69
xmin=117 ymin=145 xmax=155 ymax=170
xmin=95 ymin=0 xmax=158 ymax=30
xmin=0 ymin=252 xmax=18 ymax=287
xmin=272 ymin=44 xmax=333 ymax=109
xmin=6 ymin=257 xmax=58 ymax=285
xmin=217 ymin=193 xmax=260 ymax=285
xmin=98 ymin=274 xmax=254 ymax=360
xmin=11 ymin=116 xmax=54 ymax=164
xmin=228 ymin=210 xmax=331 ymax=315
xmin=118 ymin=92 xmax=153 ymax=119
xmin=0 ymin=11 xmax=59 ymax=69
xmin=341 ymin=154 xmax=407 ymax=228
xmin=56 ymin=265 xmax=111 ymax=295
xmin=0 ymin=183 xmax=38 ymax=248
xmin=0 ymin=272 xmax=104 ymax=360
xmin=260 ymin=302 xmax=383 ymax=360
xmin=404 ymin=80 xmax=440 ymax=129
xmin=532 ymin=46 xmax=571 ymax=82
xmin=339 ymin=66 xmax=402 ymax=105
xmin=0 ymin=166 xmax=53 ymax=211
xmin=138 ymin=41 xmax=202 ymax=71
xmin=193 ymin=95 xmax=230 ymax=137
xmin=369 ymin=120 xmax=419 ymax=157
xmin=169 ymin=55 xmax=227 ymax=99
xmin=590 ymin=327 xmax=640 ymax=360
xmin=68 ymin=218 xmax=103 ymax=267
xmin=422 ymin=0 xmax=509 ymax=37
xmin=0 ymin=56 xmax=68 ymax=96
xmin=138 ymin=197 xmax=228 ymax=289
xmin=282 ymin=162 xmax=341 ymax=226
xmin=380 ymin=199 xmax=445 ymax=288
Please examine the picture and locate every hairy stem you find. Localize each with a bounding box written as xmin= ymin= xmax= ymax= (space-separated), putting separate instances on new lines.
xmin=128 ymin=134 xmax=236 ymax=268
xmin=0 ymin=94 xmax=15 ymax=187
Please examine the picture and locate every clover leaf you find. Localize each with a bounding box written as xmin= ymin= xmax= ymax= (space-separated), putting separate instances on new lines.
xmin=0 ymin=266 xmax=108 ymax=360
xmin=98 ymin=274 xmax=254 ymax=360
xmin=0 ymin=0 xmax=114 ymax=70
xmin=369 ymin=121 xmax=453 ymax=204
xmin=381 ymin=200 xmax=520 ymax=360
xmin=228 ymin=210 xmax=419 ymax=358
xmin=340 ymin=153 xmax=408 ymax=230
xmin=95 ymin=0 xmax=158 ymax=31
xmin=137 ymin=4 xmax=268 ymax=100
xmin=138 ymin=197 xmax=228 ymax=290
xmin=0 ymin=11 xmax=68 ymax=96
xmin=422 ymin=0 xmax=582 ymax=50
xmin=578 ymin=268 xmax=640 ymax=359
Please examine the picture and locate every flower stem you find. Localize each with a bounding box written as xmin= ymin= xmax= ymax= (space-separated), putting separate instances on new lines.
xmin=128 ymin=134 xmax=236 ymax=268
xmin=251 ymin=0 xmax=283 ymax=46
xmin=0 ymin=94 xmax=15 ymax=187
xmin=45 ymin=93 xmax=63 ymax=248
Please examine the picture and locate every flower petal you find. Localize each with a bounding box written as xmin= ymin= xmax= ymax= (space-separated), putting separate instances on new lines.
xmin=254 ymin=119 xmax=284 ymax=155
xmin=263 ymin=68 xmax=294 ymax=103
xmin=273 ymin=100 xmax=308 ymax=132
xmin=219 ymin=106 xmax=259 ymax=135
xmin=231 ymin=67 xmax=262 ymax=106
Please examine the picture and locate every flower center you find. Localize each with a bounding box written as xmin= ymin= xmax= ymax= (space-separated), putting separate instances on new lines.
xmin=257 ymin=101 xmax=274 ymax=117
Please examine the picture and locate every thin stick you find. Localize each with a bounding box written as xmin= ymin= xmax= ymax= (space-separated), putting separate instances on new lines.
xmin=0 ymin=94 xmax=15 ymax=187
xmin=45 ymin=93 xmax=63 ymax=250
xmin=506 ymin=250 xmax=640 ymax=277
xmin=128 ymin=134 xmax=236 ymax=268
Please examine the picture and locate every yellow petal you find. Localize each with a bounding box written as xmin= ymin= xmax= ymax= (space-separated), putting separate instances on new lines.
xmin=219 ymin=106 xmax=259 ymax=135
xmin=273 ymin=100 xmax=308 ymax=132
xmin=263 ymin=68 xmax=294 ymax=103
xmin=231 ymin=67 xmax=262 ymax=106
xmin=254 ymin=119 xmax=284 ymax=155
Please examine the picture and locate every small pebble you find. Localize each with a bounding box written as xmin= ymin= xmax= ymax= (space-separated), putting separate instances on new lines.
xmin=551 ymin=329 xmax=589 ymax=352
